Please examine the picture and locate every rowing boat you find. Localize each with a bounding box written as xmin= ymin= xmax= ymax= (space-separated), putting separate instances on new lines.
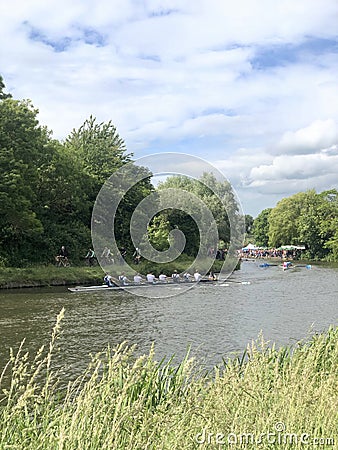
xmin=282 ymin=263 xmax=312 ymax=270
xmin=68 ymin=279 xmax=216 ymax=293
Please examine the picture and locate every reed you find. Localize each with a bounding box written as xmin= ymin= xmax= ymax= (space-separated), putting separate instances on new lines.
xmin=0 ymin=315 xmax=337 ymax=449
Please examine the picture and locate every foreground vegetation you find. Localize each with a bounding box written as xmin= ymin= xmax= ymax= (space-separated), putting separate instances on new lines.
xmin=0 ymin=310 xmax=337 ymax=449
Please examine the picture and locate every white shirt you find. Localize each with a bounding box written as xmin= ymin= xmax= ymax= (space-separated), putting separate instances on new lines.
xmin=159 ymin=274 xmax=167 ymax=282
xmin=134 ymin=275 xmax=143 ymax=283
xmin=146 ymin=273 xmax=156 ymax=283
xmin=194 ymin=272 xmax=202 ymax=282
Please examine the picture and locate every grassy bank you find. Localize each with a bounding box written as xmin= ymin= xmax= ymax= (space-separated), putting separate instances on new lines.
xmin=0 ymin=266 xmax=104 ymax=289
xmin=0 ymin=310 xmax=337 ymax=449
xmin=0 ymin=257 xmax=238 ymax=289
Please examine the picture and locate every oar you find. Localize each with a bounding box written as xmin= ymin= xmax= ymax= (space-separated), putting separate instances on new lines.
xmin=223 ymin=279 xmax=251 ymax=285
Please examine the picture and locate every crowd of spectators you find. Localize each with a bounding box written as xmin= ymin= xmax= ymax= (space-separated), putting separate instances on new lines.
xmin=239 ymin=247 xmax=303 ymax=260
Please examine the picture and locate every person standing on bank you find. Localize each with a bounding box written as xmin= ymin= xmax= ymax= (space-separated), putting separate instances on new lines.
xmin=55 ymin=245 xmax=69 ymax=266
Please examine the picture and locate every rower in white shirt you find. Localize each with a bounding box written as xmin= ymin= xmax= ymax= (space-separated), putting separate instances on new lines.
xmin=146 ymin=272 xmax=156 ymax=283
xmin=133 ymin=273 xmax=144 ymax=283
xmin=158 ymin=273 xmax=167 ymax=282
xmin=194 ymin=270 xmax=202 ymax=282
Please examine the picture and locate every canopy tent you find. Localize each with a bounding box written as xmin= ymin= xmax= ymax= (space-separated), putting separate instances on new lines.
xmin=278 ymin=245 xmax=306 ymax=250
xmin=241 ymin=243 xmax=258 ymax=251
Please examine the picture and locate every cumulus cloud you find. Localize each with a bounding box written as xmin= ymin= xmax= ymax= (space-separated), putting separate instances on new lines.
xmin=275 ymin=119 xmax=338 ymax=155
xmin=1 ymin=0 xmax=338 ymax=215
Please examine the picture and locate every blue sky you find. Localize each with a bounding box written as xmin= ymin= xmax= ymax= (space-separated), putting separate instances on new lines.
xmin=1 ymin=0 xmax=338 ymax=216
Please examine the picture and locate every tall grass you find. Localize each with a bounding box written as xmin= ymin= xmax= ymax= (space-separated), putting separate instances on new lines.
xmin=0 ymin=313 xmax=337 ymax=449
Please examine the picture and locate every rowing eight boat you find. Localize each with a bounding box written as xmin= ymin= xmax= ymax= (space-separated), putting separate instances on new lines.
xmin=68 ymin=279 xmax=216 ymax=293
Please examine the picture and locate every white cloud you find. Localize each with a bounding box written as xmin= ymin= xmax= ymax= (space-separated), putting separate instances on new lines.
xmin=276 ymin=119 xmax=338 ymax=155
xmin=1 ymin=0 xmax=338 ymax=216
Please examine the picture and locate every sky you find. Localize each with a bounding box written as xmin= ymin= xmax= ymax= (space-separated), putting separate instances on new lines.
xmin=1 ymin=0 xmax=338 ymax=217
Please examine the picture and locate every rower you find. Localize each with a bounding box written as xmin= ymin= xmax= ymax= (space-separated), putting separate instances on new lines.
xmin=282 ymin=261 xmax=292 ymax=270
xmin=118 ymin=272 xmax=130 ymax=285
xmin=146 ymin=272 xmax=156 ymax=283
xmin=194 ymin=270 xmax=202 ymax=282
xmin=183 ymin=272 xmax=192 ymax=282
xmin=104 ymin=273 xmax=117 ymax=287
xmin=133 ymin=273 xmax=144 ymax=284
xmin=171 ymin=270 xmax=180 ymax=283
xmin=158 ymin=272 xmax=167 ymax=282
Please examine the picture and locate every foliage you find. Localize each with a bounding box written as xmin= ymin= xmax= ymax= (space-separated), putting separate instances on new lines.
xmin=147 ymin=214 xmax=171 ymax=251
xmin=153 ymin=173 xmax=244 ymax=256
xmin=0 ymin=97 xmax=47 ymax=264
xmin=264 ymin=189 xmax=338 ymax=260
xmin=1 ymin=314 xmax=337 ymax=449
xmin=1 ymin=74 xmax=336 ymax=265
xmin=64 ymin=115 xmax=130 ymax=187
xmin=0 ymin=79 xmax=153 ymax=266
xmin=0 ymin=75 xmax=11 ymax=99
xmin=252 ymin=208 xmax=272 ymax=247
xmin=245 ymin=214 xmax=254 ymax=234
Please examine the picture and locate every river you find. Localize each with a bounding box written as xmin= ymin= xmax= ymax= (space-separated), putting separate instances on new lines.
xmin=0 ymin=261 xmax=337 ymax=384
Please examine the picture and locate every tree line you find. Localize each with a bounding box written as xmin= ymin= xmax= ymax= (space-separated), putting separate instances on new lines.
xmin=0 ymin=76 xmax=241 ymax=267
xmin=252 ymin=189 xmax=338 ymax=261
xmin=0 ymin=76 xmax=154 ymax=266
xmin=1 ymin=75 xmax=337 ymax=266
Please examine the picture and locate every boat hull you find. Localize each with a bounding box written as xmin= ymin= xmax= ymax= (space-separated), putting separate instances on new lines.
xmin=68 ymin=279 xmax=215 ymax=293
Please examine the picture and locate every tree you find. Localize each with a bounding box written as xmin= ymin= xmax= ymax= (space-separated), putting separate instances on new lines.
xmin=245 ymin=214 xmax=254 ymax=234
xmin=147 ymin=215 xmax=171 ymax=251
xmin=268 ymin=193 xmax=307 ymax=247
xmin=155 ymin=173 xmax=244 ymax=256
xmin=252 ymin=208 xmax=272 ymax=247
xmin=267 ymin=189 xmax=338 ymax=260
xmin=0 ymin=97 xmax=47 ymax=264
xmin=64 ymin=115 xmax=129 ymax=187
xmin=319 ymin=190 xmax=338 ymax=260
xmin=296 ymin=190 xmax=324 ymax=259
xmin=0 ymin=75 xmax=12 ymax=99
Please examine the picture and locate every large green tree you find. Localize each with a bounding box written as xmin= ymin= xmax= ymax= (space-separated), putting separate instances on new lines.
xmin=0 ymin=97 xmax=47 ymax=264
xmin=149 ymin=173 xmax=244 ymax=256
xmin=0 ymin=77 xmax=154 ymax=265
xmin=64 ymin=115 xmax=130 ymax=188
xmin=267 ymin=189 xmax=338 ymax=260
xmin=252 ymin=208 xmax=272 ymax=247
xmin=65 ymin=116 xmax=154 ymax=256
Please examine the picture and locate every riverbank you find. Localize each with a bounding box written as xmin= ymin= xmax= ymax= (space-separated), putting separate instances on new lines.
xmin=0 ymin=266 xmax=104 ymax=289
xmin=1 ymin=312 xmax=336 ymax=449
xmin=0 ymin=258 xmax=238 ymax=289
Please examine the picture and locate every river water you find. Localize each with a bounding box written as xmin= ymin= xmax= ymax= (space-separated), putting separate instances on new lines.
xmin=0 ymin=261 xmax=337 ymax=383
